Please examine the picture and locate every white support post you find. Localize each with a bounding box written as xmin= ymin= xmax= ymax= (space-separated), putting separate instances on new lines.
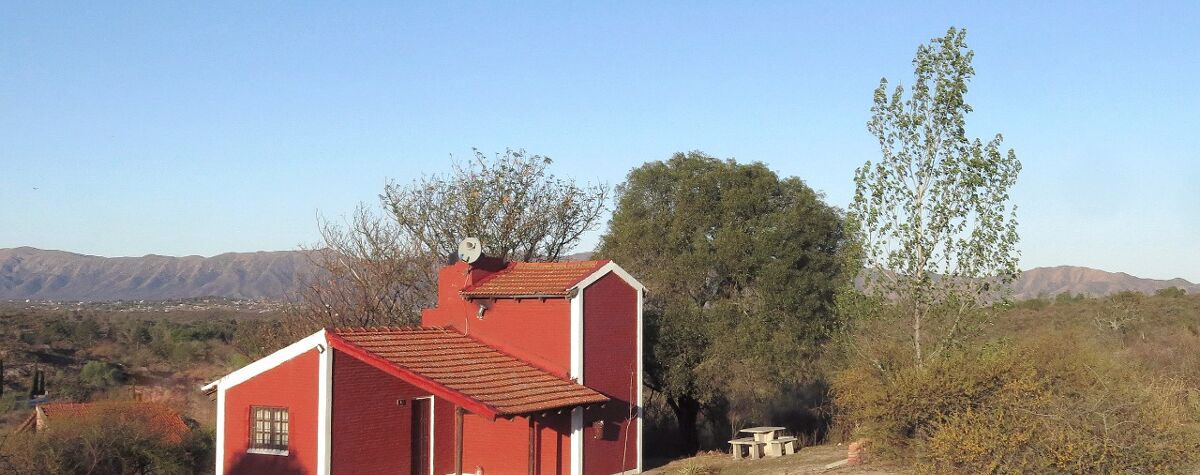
xmin=317 ymin=343 xmax=332 ymax=474
xmin=215 ymin=386 xmax=225 ymax=475
xmin=636 ymin=287 xmax=644 ymax=473
xmin=570 ymin=290 xmax=585 ymax=475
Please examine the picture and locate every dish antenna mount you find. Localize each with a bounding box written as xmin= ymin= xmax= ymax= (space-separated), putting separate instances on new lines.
xmin=457 ymin=237 xmax=483 ymax=264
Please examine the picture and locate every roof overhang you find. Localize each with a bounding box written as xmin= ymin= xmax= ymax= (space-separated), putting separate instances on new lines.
xmin=460 ymin=261 xmax=647 ymax=300
xmin=201 ymin=327 xmax=607 ymax=421
xmin=325 ymin=331 xmax=505 ymax=420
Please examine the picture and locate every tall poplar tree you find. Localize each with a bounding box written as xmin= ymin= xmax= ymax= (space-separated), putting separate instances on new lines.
xmin=848 ymin=27 xmax=1021 ymax=365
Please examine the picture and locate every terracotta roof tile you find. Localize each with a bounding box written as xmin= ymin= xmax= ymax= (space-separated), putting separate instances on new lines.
xmin=329 ymin=327 xmax=608 ymax=416
xmin=28 ymin=401 xmax=190 ymax=444
xmin=460 ymin=260 xmax=608 ymax=298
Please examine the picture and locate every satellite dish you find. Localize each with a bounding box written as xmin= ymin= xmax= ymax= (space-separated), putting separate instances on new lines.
xmin=457 ymin=237 xmax=482 ymax=264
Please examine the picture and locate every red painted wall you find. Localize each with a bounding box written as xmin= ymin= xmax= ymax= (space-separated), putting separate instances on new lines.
xmin=460 ymin=414 xmax=570 ymax=475
xmin=223 ymin=350 xmax=319 ymax=475
xmin=582 ymin=272 xmax=639 ymax=474
xmin=331 ymin=349 xmax=449 ymax=474
xmin=461 ymin=414 xmax=530 ymax=474
xmin=534 ymin=413 xmax=572 ymax=475
xmin=423 ymin=263 xmax=572 ymax=378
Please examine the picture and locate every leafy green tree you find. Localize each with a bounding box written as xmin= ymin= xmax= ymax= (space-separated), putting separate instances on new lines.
xmin=848 ymin=27 xmax=1021 ymax=365
xmin=598 ymin=152 xmax=846 ymax=454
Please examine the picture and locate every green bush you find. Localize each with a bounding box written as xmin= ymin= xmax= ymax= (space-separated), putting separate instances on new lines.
xmin=833 ymin=337 xmax=1200 ymax=473
xmin=1156 ymin=286 xmax=1187 ymax=298
xmin=168 ymin=340 xmax=207 ymax=364
xmin=79 ymin=361 xmax=124 ymax=389
xmin=0 ymin=391 xmax=21 ymax=413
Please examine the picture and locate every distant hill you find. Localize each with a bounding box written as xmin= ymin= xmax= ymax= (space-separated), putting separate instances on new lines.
xmin=562 ymin=251 xmax=594 ymax=261
xmin=1013 ymin=266 xmax=1199 ymax=299
xmin=0 ymin=247 xmax=315 ymax=301
xmin=2 ymin=247 xmax=1195 ymax=302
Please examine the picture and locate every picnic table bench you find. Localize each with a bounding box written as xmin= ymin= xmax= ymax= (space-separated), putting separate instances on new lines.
xmin=728 ymin=437 xmax=764 ymax=460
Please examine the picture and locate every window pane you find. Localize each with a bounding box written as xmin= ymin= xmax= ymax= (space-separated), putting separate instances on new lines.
xmin=249 ymin=406 xmax=288 ymax=450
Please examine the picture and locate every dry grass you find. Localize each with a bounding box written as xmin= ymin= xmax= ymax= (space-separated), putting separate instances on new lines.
xmin=645 ymin=444 xmax=904 ymax=475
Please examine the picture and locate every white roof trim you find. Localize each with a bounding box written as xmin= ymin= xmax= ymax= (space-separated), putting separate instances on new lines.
xmin=201 ymin=329 xmax=327 ymax=392
xmin=571 ymin=261 xmax=646 ymax=293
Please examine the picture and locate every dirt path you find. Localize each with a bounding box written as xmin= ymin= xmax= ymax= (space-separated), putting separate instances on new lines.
xmin=644 ymin=444 xmax=903 ymax=475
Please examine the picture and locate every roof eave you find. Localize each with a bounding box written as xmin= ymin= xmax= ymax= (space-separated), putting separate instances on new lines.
xmin=460 ymin=292 xmax=572 ymax=300
xmin=326 ymin=331 xmax=504 ymax=420
xmin=570 ymin=261 xmax=647 ymax=293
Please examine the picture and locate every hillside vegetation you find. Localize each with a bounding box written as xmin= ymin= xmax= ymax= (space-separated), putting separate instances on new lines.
xmin=0 ymin=303 xmax=281 ymax=422
xmin=833 ymin=290 xmax=1200 ymax=473
xmin=0 ymin=302 xmax=284 ymax=473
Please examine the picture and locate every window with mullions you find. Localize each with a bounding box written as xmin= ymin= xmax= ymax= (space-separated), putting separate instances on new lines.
xmin=249 ymin=406 xmax=289 ymax=454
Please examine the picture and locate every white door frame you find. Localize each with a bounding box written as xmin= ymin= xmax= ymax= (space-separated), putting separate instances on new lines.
xmin=413 ymin=396 xmax=436 ymax=475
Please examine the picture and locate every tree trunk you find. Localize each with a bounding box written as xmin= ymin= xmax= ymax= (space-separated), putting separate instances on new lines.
xmin=668 ymin=395 xmax=702 ymax=455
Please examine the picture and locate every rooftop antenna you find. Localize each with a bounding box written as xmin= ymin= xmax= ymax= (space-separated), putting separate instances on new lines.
xmin=457 ymin=237 xmax=482 ymax=264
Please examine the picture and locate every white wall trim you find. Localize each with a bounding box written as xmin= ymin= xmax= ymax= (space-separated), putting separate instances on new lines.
xmin=570 ymin=407 xmax=584 ymax=475
xmin=246 ymin=448 xmax=290 ymax=456
xmin=570 ymin=290 xmax=584 ymax=384
xmin=636 ymin=287 xmax=644 ymax=473
xmin=215 ymin=385 xmax=225 ymax=475
xmin=415 ymin=396 xmax=436 ymax=475
xmin=572 ymin=262 xmax=646 ymax=293
xmin=317 ymin=342 xmax=332 ymax=474
xmin=569 ymin=288 xmax=584 ymax=475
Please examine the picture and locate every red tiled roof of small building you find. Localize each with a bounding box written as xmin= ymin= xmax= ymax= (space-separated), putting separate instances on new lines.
xmin=460 ymin=260 xmax=608 ymax=298
xmin=328 ymin=327 xmax=608 ymax=416
xmin=18 ymin=401 xmax=190 ymax=444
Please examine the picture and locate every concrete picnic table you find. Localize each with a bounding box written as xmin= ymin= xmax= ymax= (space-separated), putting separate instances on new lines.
xmin=741 ymin=426 xmax=786 ymax=442
xmin=728 ymin=426 xmax=798 ymax=459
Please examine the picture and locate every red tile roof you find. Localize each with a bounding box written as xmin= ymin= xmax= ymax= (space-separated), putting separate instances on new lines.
xmin=17 ymin=401 xmax=190 ymax=444
xmin=328 ymin=327 xmax=608 ymax=418
xmin=460 ymin=260 xmax=608 ymax=298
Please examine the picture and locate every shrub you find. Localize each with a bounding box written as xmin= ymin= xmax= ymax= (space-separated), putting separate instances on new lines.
xmin=1156 ymin=286 xmax=1187 ymax=298
xmin=0 ymin=403 xmax=204 ymax=475
xmin=833 ymin=336 xmax=1200 ymax=473
xmin=0 ymin=392 xmax=21 ymax=413
xmin=169 ymin=340 xmax=207 ymax=364
xmin=79 ymin=361 xmax=124 ymax=389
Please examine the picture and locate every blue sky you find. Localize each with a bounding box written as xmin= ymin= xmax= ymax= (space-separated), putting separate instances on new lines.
xmin=2 ymin=2 xmax=1197 ymax=281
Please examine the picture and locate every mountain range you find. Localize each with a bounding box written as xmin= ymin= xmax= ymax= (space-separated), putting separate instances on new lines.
xmin=0 ymin=247 xmax=1194 ymax=302
xmin=0 ymin=247 xmax=315 ymax=301
xmin=1011 ymin=265 xmax=1199 ymax=299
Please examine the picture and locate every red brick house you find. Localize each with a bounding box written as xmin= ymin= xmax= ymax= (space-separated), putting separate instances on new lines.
xmin=202 ymin=256 xmax=644 ymax=475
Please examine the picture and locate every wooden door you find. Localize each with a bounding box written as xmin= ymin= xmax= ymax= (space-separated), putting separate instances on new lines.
xmin=411 ymin=398 xmax=431 ymax=475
